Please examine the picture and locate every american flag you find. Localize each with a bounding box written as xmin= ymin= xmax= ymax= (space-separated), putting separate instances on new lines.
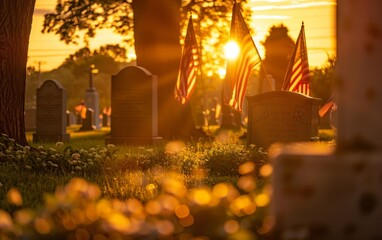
xmin=223 ymin=2 xmax=262 ymax=112
xmin=175 ymin=16 xmax=199 ymax=104
xmin=282 ymin=22 xmax=310 ymax=96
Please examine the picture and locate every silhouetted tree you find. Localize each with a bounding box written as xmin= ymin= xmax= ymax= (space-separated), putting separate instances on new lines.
xmin=35 ymin=45 xmax=130 ymax=112
xmin=0 ymin=0 xmax=36 ymax=145
xmin=42 ymin=0 xmax=252 ymax=138
xmin=311 ymin=56 xmax=336 ymax=101
xmin=259 ymin=24 xmax=295 ymax=92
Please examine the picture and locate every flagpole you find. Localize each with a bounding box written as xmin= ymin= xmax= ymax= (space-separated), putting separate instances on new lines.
xmin=198 ymin=29 xmax=212 ymax=136
xmin=189 ymin=13 xmax=210 ymax=135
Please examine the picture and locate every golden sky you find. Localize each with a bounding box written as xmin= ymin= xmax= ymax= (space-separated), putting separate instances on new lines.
xmin=28 ymin=0 xmax=336 ymax=71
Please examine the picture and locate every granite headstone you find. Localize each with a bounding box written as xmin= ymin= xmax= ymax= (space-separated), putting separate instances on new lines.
xmin=246 ymin=91 xmax=320 ymax=147
xmin=106 ymin=66 xmax=162 ymax=145
xmin=33 ymin=80 xmax=70 ymax=143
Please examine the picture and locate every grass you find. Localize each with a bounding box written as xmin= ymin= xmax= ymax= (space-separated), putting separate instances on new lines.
xmin=0 ymin=127 xmax=335 ymax=239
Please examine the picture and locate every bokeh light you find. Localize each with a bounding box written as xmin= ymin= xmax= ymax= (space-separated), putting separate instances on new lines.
xmin=238 ymin=161 xmax=256 ymax=175
xmin=255 ymin=193 xmax=270 ymax=207
xmin=7 ymin=188 xmax=23 ymax=206
xmin=224 ymin=220 xmax=240 ymax=234
xmin=175 ymin=205 xmax=190 ymax=219
xmin=260 ymin=164 xmax=273 ymax=177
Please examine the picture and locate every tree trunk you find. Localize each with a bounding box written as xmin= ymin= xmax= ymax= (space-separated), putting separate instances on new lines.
xmin=132 ymin=0 xmax=198 ymax=139
xmin=0 ymin=0 xmax=35 ymax=145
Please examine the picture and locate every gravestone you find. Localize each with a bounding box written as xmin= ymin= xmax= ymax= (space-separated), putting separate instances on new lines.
xmin=106 ymin=66 xmax=162 ymax=145
xmin=66 ymin=110 xmax=76 ymax=126
xmin=85 ymin=89 xmax=100 ymax=129
xmin=75 ymin=113 xmax=82 ymax=125
xmin=33 ymin=80 xmax=70 ymax=143
xmin=102 ymin=113 xmax=109 ymax=127
xmin=269 ymin=1 xmax=382 ymax=239
xmin=79 ymin=108 xmax=94 ymax=131
xmin=246 ymin=91 xmax=320 ymax=147
xmin=24 ymin=107 xmax=36 ymax=131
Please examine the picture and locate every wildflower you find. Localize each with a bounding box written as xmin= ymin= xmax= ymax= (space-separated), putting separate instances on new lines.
xmin=0 ymin=182 xmax=3 ymax=187
xmin=16 ymin=150 xmax=24 ymax=155
xmin=99 ymin=148 xmax=107 ymax=154
xmin=23 ymin=145 xmax=31 ymax=151
xmin=72 ymin=153 xmax=80 ymax=160
xmin=25 ymin=165 xmax=32 ymax=170
xmin=75 ymin=166 xmax=82 ymax=171
xmin=55 ymin=142 xmax=64 ymax=147
xmin=106 ymin=144 xmax=116 ymax=150
xmin=79 ymin=149 xmax=88 ymax=155
xmin=37 ymin=146 xmax=44 ymax=151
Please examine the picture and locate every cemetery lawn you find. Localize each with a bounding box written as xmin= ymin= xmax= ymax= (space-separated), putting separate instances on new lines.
xmin=0 ymin=127 xmax=335 ymax=238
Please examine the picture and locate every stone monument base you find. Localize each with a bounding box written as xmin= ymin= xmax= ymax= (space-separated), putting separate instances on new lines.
xmin=105 ymin=136 xmax=163 ymax=145
xmin=33 ymin=133 xmax=70 ymax=143
xmin=270 ymin=142 xmax=382 ymax=239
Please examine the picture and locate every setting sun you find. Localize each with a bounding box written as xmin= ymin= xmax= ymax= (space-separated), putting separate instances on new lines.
xmin=224 ymin=41 xmax=240 ymax=59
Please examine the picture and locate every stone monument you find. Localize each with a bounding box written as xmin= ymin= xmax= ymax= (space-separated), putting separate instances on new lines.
xmin=85 ymin=64 xmax=100 ymax=129
xmin=33 ymin=80 xmax=70 ymax=143
xmin=246 ymin=91 xmax=321 ymax=147
xmin=106 ymin=66 xmax=162 ymax=145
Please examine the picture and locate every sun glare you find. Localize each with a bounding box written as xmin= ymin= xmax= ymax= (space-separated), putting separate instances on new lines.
xmin=224 ymin=41 xmax=240 ymax=59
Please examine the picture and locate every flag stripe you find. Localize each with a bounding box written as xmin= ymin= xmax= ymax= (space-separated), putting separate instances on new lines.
xmin=319 ymin=99 xmax=334 ymax=117
xmin=174 ymin=16 xmax=199 ymax=104
xmin=224 ymin=3 xmax=262 ymax=112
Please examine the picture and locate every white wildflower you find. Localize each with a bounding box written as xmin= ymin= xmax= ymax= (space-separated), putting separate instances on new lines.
xmin=72 ymin=153 xmax=80 ymax=160
xmin=79 ymin=149 xmax=88 ymax=155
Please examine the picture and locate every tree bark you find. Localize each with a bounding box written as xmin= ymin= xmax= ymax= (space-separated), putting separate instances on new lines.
xmin=0 ymin=0 xmax=36 ymax=145
xmin=132 ymin=0 xmax=198 ymax=139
